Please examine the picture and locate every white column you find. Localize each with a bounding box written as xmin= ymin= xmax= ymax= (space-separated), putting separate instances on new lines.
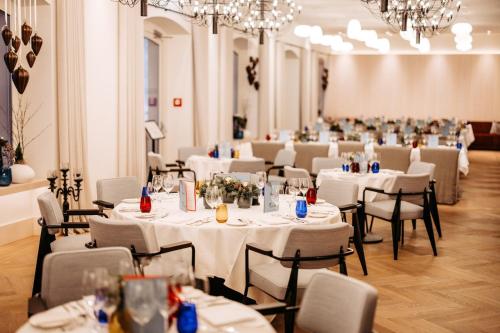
xmin=218 ymin=26 xmax=234 ymax=142
xmin=257 ymin=34 xmax=276 ymax=138
xmin=207 ymin=24 xmax=219 ymax=146
xmin=300 ymin=41 xmax=312 ymax=129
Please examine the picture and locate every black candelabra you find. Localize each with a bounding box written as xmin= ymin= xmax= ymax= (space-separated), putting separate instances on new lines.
xmin=47 ymin=166 xmax=83 ymax=222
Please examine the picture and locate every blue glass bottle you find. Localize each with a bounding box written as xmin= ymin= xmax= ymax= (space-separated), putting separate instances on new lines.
xmin=296 ymin=199 xmax=308 ymax=219
xmin=177 ymin=302 xmax=198 ymax=333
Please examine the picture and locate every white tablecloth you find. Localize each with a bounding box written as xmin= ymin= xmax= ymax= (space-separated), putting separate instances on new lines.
xmin=285 ymin=141 xmax=338 ymax=157
xmin=185 ymin=156 xmax=259 ymax=181
xmin=111 ymin=195 xmax=340 ymax=294
xmin=410 ymin=146 xmax=469 ymax=176
xmin=316 ymin=169 xmax=403 ymax=202
xmin=18 ymin=293 xmax=276 ymax=333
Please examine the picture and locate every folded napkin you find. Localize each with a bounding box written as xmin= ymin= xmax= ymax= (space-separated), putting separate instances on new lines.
xmin=198 ymin=303 xmax=255 ymax=327
xmin=119 ymin=206 xmax=140 ymax=213
xmin=29 ymin=305 xmax=79 ymax=329
xmin=258 ymin=214 xmax=291 ymax=225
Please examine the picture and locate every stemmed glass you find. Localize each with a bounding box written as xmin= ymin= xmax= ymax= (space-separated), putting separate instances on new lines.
xmin=205 ymin=186 xmax=221 ymax=210
xmin=152 ymin=175 xmax=163 ymax=202
xmin=255 ymin=171 xmax=267 ymax=203
xmin=299 ymin=178 xmax=309 ymax=197
xmin=154 ymin=279 xmax=169 ymax=333
xmin=125 ymin=280 xmax=158 ymax=333
xmin=271 ymin=184 xmax=283 ymax=209
xmin=286 ymin=179 xmax=300 ymax=218
xmin=163 ymin=174 xmax=175 ymax=198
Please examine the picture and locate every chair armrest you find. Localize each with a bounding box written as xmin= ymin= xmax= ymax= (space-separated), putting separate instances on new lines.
xmin=175 ymin=160 xmax=186 ymax=167
xmin=165 ymin=163 xmax=180 ymax=168
xmin=92 ymin=200 xmax=115 ymax=209
xmin=66 ymin=209 xmax=102 ymax=216
xmin=246 ymin=243 xmax=274 ymax=257
xmin=363 ymin=187 xmax=386 ymax=194
xmin=310 ymin=172 xmax=318 ymax=178
xmin=45 ymin=222 xmax=90 ymax=229
xmin=338 ymin=203 xmax=361 ymax=212
xmin=28 ymin=296 xmax=48 ymax=317
xmin=159 ymin=241 xmax=194 ymax=254
xmin=251 ymin=302 xmax=288 ymax=315
xmin=265 ymin=161 xmax=274 ymax=165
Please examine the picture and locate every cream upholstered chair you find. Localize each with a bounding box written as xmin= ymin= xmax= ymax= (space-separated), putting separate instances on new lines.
xmin=267 ymin=149 xmax=296 ymax=176
xmin=374 ymin=146 xmax=412 ymax=172
xmin=29 ymin=247 xmax=134 ymax=314
xmin=420 ymin=147 xmax=459 ymax=204
xmin=228 ymin=158 xmax=266 ymax=173
xmin=311 ymin=157 xmax=344 ymax=176
xmin=251 ymin=142 xmax=285 ymax=164
xmin=338 ymin=141 xmax=364 ymax=155
xmin=407 ymin=161 xmax=441 ymax=237
xmin=284 ymin=166 xmax=313 ymax=188
xmin=177 ymin=146 xmax=207 ymax=165
xmin=317 ymin=179 xmax=367 ymax=275
xmin=89 ymin=216 xmax=195 ymax=274
xmin=293 ymin=143 xmax=329 ymax=173
xmin=93 ymin=176 xmax=141 ymax=212
xmin=362 ymin=174 xmax=437 ymax=260
xmin=295 ymin=271 xmax=378 ymax=333
xmin=33 ymin=192 xmax=102 ymax=296
xmin=244 ymin=224 xmax=353 ymax=331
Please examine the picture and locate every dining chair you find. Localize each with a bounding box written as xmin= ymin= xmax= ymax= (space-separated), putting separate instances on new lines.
xmin=251 ymin=142 xmax=285 ymax=164
xmin=147 ymin=152 xmax=181 ymax=178
xmin=311 ymin=157 xmax=344 ymax=177
xmin=317 ymin=179 xmax=368 ymax=275
xmin=338 ymin=141 xmax=364 ymax=155
xmin=293 ymin=143 xmax=330 ymax=173
xmin=420 ymin=147 xmax=460 ymax=204
xmin=29 ymin=247 xmax=135 ymax=315
xmin=228 ymin=158 xmax=266 ymax=173
xmin=243 ymin=224 xmax=353 ymax=331
xmin=88 ymin=216 xmax=196 ymax=274
xmin=284 ymin=166 xmax=313 ymax=188
xmin=33 ymin=192 xmax=104 ymax=296
xmin=361 ymin=174 xmax=438 ymax=260
xmin=374 ymin=146 xmax=412 ymax=172
xmin=267 ymin=149 xmax=296 ymax=177
xmin=254 ymin=271 xmax=378 ymax=333
xmin=177 ymin=146 xmax=207 ymax=166
xmin=407 ymin=161 xmax=441 ymax=237
xmin=93 ymin=176 xmax=141 ymax=213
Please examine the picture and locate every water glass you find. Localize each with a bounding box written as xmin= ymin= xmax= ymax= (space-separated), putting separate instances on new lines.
xmin=371 ymin=161 xmax=380 ymax=174
xmin=296 ymin=199 xmax=308 ymax=218
xmin=215 ymin=204 xmax=228 ymax=224
xmin=163 ymin=174 xmax=175 ymax=196
xmin=152 ymin=175 xmax=163 ymax=200
xmin=177 ymin=302 xmax=198 ymax=333
xmin=299 ymin=178 xmax=309 ymax=197
xmin=125 ymin=280 xmax=158 ymax=333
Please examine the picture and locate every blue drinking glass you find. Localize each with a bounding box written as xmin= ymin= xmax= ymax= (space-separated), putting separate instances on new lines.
xmin=371 ymin=161 xmax=380 ymax=174
xmin=296 ymin=199 xmax=308 ymax=219
xmin=177 ymin=302 xmax=198 ymax=333
xmin=456 ymin=142 xmax=463 ymax=150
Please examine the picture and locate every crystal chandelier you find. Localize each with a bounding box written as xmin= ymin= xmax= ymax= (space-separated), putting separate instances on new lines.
xmin=237 ymin=0 xmax=302 ymax=44
xmin=361 ymin=0 xmax=462 ymax=44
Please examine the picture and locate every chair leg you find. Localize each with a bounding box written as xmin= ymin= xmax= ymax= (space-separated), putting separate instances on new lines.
xmin=391 ymin=220 xmax=399 ymax=260
xmin=284 ymin=310 xmax=296 ymax=333
xmin=430 ymin=187 xmax=442 ymax=238
xmin=423 ymin=196 xmax=438 ymax=256
xmin=352 ymin=212 xmax=368 ymax=275
xmin=401 ymin=220 xmax=405 ymax=245
xmin=32 ymin=228 xmax=55 ymax=296
xmin=369 ymin=216 xmax=375 ymax=232
xmin=339 ymin=252 xmax=348 ymax=276
xmin=412 ymin=219 xmax=417 ymax=230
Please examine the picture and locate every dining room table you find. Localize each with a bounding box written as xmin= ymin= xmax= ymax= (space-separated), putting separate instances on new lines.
xmin=111 ymin=194 xmax=341 ymax=302
xmin=185 ymin=155 xmax=261 ymax=181
xmin=18 ymin=287 xmax=277 ymax=333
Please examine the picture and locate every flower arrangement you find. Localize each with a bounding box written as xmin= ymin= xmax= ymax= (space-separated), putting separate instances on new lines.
xmin=215 ymin=176 xmax=240 ymax=198
xmin=237 ymin=182 xmax=260 ymax=200
xmin=0 ymin=138 xmax=15 ymax=169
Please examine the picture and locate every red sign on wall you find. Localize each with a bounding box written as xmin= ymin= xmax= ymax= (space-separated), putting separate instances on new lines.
xmin=173 ymin=98 xmax=182 ymax=107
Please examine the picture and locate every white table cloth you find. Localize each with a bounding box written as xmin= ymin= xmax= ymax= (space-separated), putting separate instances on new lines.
xmin=185 ymin=156 xmax=260 ymax=181
xmin=18 ymin=292 xmax=276 ymax=333
xmin=111 ymin=195 xmax=340 ymax=295
xmin=285 ymin=141 xmax=338 ymax=157
xmin=410 ymin=146 xmax=469 ymax=176
xmin=316 ymin=169 xmax=403 ymax=202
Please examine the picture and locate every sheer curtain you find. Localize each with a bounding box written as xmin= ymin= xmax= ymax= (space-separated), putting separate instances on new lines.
xmin=56 ymin=0 xmax=90 ymax=206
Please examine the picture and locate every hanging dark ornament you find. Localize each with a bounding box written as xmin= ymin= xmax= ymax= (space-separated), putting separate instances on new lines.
xmin=26 ymin=51 xmax=36 ymax=68
xmin=31 ymin=34 xmax=43 ymax=55
xmin=12 ymin=66 xmax=30 ymax=94
xmin=4 ymin=49 xmax=18 ymax=73
xmin=1 ymin=27 xmax=13 ymax=46
xmin=12 ymin=36 xmax=21 ymax=53
xmin=21 ymin=23 xmax=33 ymax=45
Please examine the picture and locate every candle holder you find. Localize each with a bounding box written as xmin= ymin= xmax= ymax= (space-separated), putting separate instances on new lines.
xmin=47 ymin=167 xmax=84 ymax=222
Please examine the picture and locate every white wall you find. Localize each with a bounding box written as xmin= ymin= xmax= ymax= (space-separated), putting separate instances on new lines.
xmin=324 ymin=54 xmax=500 ymax=121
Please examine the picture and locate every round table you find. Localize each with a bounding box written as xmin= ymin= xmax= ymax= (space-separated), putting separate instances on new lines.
xmin=185 ymin=156 xmax=261 ymax=181
xmin=111 ymin=195 xmax=341 ymax=297
xmin=18 ymin=290 xmax=276 ymax=333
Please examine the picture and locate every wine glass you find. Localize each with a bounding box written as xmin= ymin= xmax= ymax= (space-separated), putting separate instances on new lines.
xmin=162 ymin=174 xmax=175 ymax=197
xmin=125 ymin=280 xmax=158 ymax=333
xmin=271 ymin=184 xmax=283 ymax=209
xmin=205 ymin=186 xmax=221 ymax=210
xmin=299 ymin=178 xmax=309 ymax=197
xmin=152 ymin=175 xmax=163 ymax=202
xmin=286 ymin=179 xmax=300 ymax=218
xmin=255 ymin=172 xmax=267 ymax=203
xmin=154 ymin=279 xmax=168 ymax=333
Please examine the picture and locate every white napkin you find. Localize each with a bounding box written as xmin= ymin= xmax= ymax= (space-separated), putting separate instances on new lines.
xmin=29 ymin=306 xmax=79 ymax=329
xmin=198 ymin=303 xmax=255 ymax=327
xmin=258 ymin=214 xmax=290 ymax=225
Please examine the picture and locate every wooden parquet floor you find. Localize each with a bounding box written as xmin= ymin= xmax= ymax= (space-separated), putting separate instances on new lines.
xmin=1 ymin=151 xmax=499 ymax=333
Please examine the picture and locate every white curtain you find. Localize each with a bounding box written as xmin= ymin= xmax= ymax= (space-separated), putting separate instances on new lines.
xmin=192 ymin=24 xmax=210 ymax=146
xmin=117 ymin=5 xmax=146 ymax=181
xmin=218 ymin=26 xmax=234 ymax=142
xmin=56 ymin=0 xmax=90 ymax=206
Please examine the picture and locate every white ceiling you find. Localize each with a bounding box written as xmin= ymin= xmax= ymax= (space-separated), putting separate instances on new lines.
xmin=293 ymin=0 xmax=500 ymax=53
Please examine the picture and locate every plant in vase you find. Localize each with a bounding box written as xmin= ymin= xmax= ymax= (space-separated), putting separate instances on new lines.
xmin=213 ymin=176 xmax=241 ymax=204
xmin=0 ymin=138 xmax=15 ymax=186
xmin=237 ymin=182 xmax=259 ymax=209
xmin=199 ymin=181 xmax=213 ymax=209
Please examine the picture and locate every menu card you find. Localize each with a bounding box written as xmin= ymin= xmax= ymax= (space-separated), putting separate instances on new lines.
xmin=279 ymin=130 xmax=291 ymax=142
xmin=427 ymin=134 xmax=439 ymax=148
xmin=179 ymin=179 xmax=196 ymax=212
xmin=263 ymin=183 xmax=279 ymax=213
xmin=319 ymin=131 xmax=330 ymax=143
xmin=386 ymin=133 xmax=398 ymax=146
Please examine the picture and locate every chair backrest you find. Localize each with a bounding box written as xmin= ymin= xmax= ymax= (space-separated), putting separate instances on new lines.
xmin=389 ymin=174 xmax=430 ymax=205
xmin=317 ymin=179 xmax=358 ymax=208
xmin=178 ymin=146 xmax=207 ymax=163
xmin=96 ymin=177 xmax=141 ymax=206
xmin=251 ymin=142 xmax=285 ymax=163
xmin=228 ymin=158 xmax=266 ymax=173
xmin=284 ymin=166 xmax=313 ymax=188
xmin=148 ymin=152 xmax=164 ymax=171
xmin=312 ymin=157 xmax=344 ymax=175
xmin=89 ymin=216 xmax=159 ymax=254
xmin=420 ymin=148 xmax=459 ymax=204
xmin=41 ymin=247 xmax=134 ymax=308
xmin=219 ymin=172 xmax=252 ymax=182
xmin=338 ymin=141 xmax=364 ymax=155
xmin=374 ymin=146 xmax=412 ymax=172
xmin=273 ymin=149 xmax=296 ymax=167
xmin=407 ymin=161 xmax=436 ymax=181
xmin=294 ymin=143 xmax=330 ymax=173
xmin=276 ymin=224 xmax=351 ymax=269
xmin=297 ymin=271 xmax=378 ymax=333
xmin=37 ymin=192 xmax=64 ymax=235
